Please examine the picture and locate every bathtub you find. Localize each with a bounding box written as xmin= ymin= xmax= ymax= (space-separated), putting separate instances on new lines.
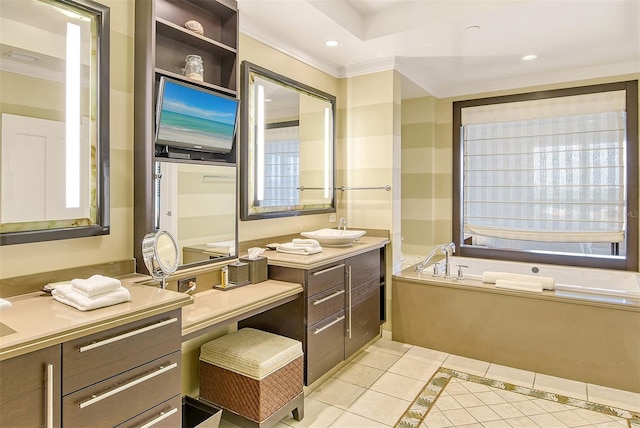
xmin=416 ymin=255 xmax=640 ymax=304
xmin=393 ymin=255 xmax=640 ymax=393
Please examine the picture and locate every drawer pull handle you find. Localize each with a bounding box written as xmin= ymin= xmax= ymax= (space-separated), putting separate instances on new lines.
xmin=139 ymin=407 xmax=178 ymax=428
xmin=312 ymin=264 xmax=345 ymax=276
xmin=79 ymin=317 xmax=178 ymax=352
xmin=78 ymin=362 xmax=178 ymax=409
xmin=313 ymin=289 xmax=345 ymax=305
xmin=313 ymin=315 xmax=345 ymax=335
xmin=45 ymin=363 xmax=54 ymax=428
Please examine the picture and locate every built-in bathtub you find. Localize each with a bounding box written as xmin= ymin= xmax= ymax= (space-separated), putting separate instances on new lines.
xmin=392 ymin=256 xmax=640 ymax=393
xmin=437 ymin=255 xmax=640 ymax=304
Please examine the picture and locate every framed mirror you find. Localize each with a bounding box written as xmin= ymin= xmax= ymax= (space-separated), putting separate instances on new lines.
xmin=240 ymin=61 xmax=336 ymax=220
xmin=0 ymin=0 xmax=110 ymax=245
xmin=154 ymin=160 xmax=237 ymax=267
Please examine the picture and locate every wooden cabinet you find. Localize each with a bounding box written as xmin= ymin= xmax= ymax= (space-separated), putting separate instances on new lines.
xmin=61 ymin=309 xmax=182 ymax=427
xmin=240 ymin=247 xmax=385 ymax=385
xmin=0 ymin=345 xmax=61 ymax=428
xmin=134 ymin=0 xmax=239 ymax=271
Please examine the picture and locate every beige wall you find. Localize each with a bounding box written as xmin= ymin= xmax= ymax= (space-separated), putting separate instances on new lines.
xmin=401 ymin=73 xmax=640 ymax=271
xmin=0 ymin=0 xmax=135 ymax=279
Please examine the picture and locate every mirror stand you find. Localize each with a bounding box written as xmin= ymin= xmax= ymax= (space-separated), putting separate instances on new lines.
xmin=142 ymin=230 xmax=179 ymax=289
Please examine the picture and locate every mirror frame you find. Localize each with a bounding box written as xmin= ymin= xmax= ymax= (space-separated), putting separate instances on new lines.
xmin=239 ymin=61 xmax=336 ymax=221
xmin=0 ymin=0 xmax=110 ymax=245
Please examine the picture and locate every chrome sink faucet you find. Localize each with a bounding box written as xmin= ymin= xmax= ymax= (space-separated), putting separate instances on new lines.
xmin=439 ymin=242 xmax=456 ymax=278
xmin=338 ymin=217 xmax=347 ymax=231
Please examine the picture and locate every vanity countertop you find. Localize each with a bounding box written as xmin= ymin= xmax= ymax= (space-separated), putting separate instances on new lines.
xmin=0 ymin=279 xmax=191 ymax=361
xmin=181 ymin=279 xmax=303 ymax=341
xmin=259 ymin=236 xmax=390 ymax=270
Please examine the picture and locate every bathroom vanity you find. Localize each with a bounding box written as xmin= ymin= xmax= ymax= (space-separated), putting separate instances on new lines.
xmin=239 ymin=236 xmax=388 ymax=385
xmin=0 ymin=281 xmax=190 ymax=428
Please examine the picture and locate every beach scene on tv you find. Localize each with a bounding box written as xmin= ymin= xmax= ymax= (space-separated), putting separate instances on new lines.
xmin=157 ymin=79 xmax=239 ymax=153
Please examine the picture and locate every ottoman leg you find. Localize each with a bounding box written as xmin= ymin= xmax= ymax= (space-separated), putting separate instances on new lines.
xmin=292 ymin=405 xmax=304 ymax=421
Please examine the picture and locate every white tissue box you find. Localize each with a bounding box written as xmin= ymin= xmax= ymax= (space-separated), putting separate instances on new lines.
xmin=239 ymin=256 xmax=268 ymax=284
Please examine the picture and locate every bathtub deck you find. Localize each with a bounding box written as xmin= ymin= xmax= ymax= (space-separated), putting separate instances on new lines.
xmin=392 ymin=271 xmax=640 ymax=394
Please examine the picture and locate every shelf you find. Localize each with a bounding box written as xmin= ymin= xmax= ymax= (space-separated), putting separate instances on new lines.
xmin=154 ymin=68 xmax=237 ymax=97
xmin=156 ymin=18 xmax=236 ymax=57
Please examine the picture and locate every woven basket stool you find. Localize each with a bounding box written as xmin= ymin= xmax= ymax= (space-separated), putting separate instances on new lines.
xmin=199 ymin=328 xmax=304 ymax=428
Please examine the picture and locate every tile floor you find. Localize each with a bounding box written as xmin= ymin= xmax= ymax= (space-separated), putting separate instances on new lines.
xmin=219 ymin=337 xmax=640 ymax=428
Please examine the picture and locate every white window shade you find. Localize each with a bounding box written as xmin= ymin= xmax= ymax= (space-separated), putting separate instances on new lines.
xmin=462 ymin=91 xmax=626 ymax=244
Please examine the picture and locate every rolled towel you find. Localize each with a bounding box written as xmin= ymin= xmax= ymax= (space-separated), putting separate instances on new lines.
xmin=0 ymin=298 xmax=12 ymax=311
xmin=494 ymin=279 xmax=543 ymax=293
xmin=52 ymin=283 xmax=130 ymax=311
xmin=276 ymin=243 xmax=323 ymax=255
xmin=292 ymin=238 xmax=320 ymax=247
xmin=482 ymin=271 xmax=555 ymax=290
xmin=71 ymin=274 xmax=122 ymax=297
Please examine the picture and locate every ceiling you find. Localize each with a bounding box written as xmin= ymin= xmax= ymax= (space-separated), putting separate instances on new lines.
xmin=237 ymin=0 xmax=640 ymax=99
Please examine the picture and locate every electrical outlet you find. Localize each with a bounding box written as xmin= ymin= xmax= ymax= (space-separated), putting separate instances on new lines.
xmin=178 ymin=276 xmax=197 ymax=293
xmin=329 ymin=214 xmax=337 ymax=223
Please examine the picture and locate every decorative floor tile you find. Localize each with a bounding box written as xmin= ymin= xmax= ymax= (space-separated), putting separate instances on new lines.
xmin=394 ymin=368 xmax=639 ymax=428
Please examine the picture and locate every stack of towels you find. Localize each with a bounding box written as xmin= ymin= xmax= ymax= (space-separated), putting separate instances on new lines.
xmin=52 ymin=275 xmax=130 ymax=311
xmin=482 ymin=271 xmax=555 ymax=293
xmin=276 ymin=239 xmax=322 ymax=255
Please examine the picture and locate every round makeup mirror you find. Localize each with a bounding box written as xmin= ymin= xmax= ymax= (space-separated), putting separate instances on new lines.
xmin=142 ymin=229 xmax=179 ymax=288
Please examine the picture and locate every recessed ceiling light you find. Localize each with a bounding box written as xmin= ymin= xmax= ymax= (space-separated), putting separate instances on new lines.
xmin=522 ymin=54 xmax=538 ymax=61
xmin=466 ymin=25 xmax=480 ymax=31
xmin=325 ymin=40 xmax=339 ymax=47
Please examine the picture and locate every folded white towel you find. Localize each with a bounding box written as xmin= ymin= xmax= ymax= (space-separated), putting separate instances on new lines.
xmin=292 ymin=238 xmax=320 ymax=247
xmin=494 ymin=279 xmax=543 ymax=293
xmin=276 ymin=243 xmax=323 ymax=255
xmin=52 ymin=283 xmax=130 ymax=311
xmin=0 ymin=298 xmax=12 ymax=311
xmin=482 ymin=271 xmax=555 ymax=290
xmin=71 ymin=274 xmax=122 ymax=297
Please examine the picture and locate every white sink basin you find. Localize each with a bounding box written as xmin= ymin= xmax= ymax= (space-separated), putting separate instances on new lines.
xmin=300 ymin=228 xmax=366 ymax=246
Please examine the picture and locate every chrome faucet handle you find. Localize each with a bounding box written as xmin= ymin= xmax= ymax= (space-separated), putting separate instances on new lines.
xmin=456 ymin=264 xmax=468 ymax=281
xmin=432 ymin=262 xmax=440 ymax=278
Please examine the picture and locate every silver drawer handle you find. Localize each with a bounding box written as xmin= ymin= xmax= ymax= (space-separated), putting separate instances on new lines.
xmin=78 ymin=363 xmax=178 ymax=409
xmin=139 ymin=407 xmax=178 ymax=428
xmin=46 ymin=363 xmax=54 ymax=428
xmin=313 ymin=289 xmax=345 ymax=305
xmin=313 ymin=315 xmax=345 ymax=335
xmin=312 ymin=264 xmax=345 ymax=276
xmin=79 ymin=317 xmax=178 ymax=352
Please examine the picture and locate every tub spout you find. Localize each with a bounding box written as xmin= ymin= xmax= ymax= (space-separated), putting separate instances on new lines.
xmin=440 ymin=242 xmax=456 ymax=278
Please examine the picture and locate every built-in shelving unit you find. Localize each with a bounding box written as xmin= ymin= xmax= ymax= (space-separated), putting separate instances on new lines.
xmin=134 ymin=0 xmax=239 ymax=273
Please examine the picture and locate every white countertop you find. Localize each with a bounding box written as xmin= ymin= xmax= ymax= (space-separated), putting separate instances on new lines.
xmin=0 ymin=279 xmax=191 ymax=361
xmin=261 ymin=236 xmax=389 ymax=270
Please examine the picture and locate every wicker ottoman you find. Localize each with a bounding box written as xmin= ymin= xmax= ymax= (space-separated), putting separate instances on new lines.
xmin=199 ymin=328 xmax=304 ymax=428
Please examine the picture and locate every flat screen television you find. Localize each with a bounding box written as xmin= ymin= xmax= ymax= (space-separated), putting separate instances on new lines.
xmin=155 ymin=76 xmax=239 ymax=154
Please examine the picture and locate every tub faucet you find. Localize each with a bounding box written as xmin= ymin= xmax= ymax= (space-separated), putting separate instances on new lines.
xmin=338 ymin=217 xmax=347 ymax=231
xmin=439 ymin=242 xmax=456 ymax=278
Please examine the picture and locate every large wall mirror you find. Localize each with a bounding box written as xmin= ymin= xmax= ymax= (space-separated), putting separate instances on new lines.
xmin=240 ymin=61 xmax=336 ymax=220
xmin=155 ymin=160 xmax=237 ymax=267
xmin=0 ymin=0 xmax=110 ymax=245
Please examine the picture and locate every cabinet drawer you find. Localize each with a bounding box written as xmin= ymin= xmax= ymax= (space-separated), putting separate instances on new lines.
xmin=306 ymin=310 xmax=345 ymax=365
xmin=308 ymin=262 xmax=345 ymax=297
xmin=63 ymin=351 xmax=181 ymax=428
xmin=307 ymin=284 xmax=345 ymax=326
xmin=62 ymin=309 xmax=181 ymax=395
xmin=0 ymin=345 xmax=61 ymax=428
xmin=115 ymin=394 xmax=182 ymax=428
xmin=307 ymin=345 xmax=343 ymax=385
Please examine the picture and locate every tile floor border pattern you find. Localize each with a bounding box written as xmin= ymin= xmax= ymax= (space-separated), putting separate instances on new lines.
xmin=394 ymin=368 xmax=640 ymax=428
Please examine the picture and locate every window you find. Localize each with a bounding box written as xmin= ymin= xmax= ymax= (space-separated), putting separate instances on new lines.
xmin=261 ymin=123 xmax=300 ymax=207
xmin=453 ymin=81 xmax=638 ymax=270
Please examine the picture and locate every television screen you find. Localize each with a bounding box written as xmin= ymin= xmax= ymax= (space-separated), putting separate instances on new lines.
xmin=155 ymin=76 xmax=239 ymax=154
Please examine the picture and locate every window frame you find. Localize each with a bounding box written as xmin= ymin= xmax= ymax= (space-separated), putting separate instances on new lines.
xmin=452 ymin=80 xmax=639 ymax=271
